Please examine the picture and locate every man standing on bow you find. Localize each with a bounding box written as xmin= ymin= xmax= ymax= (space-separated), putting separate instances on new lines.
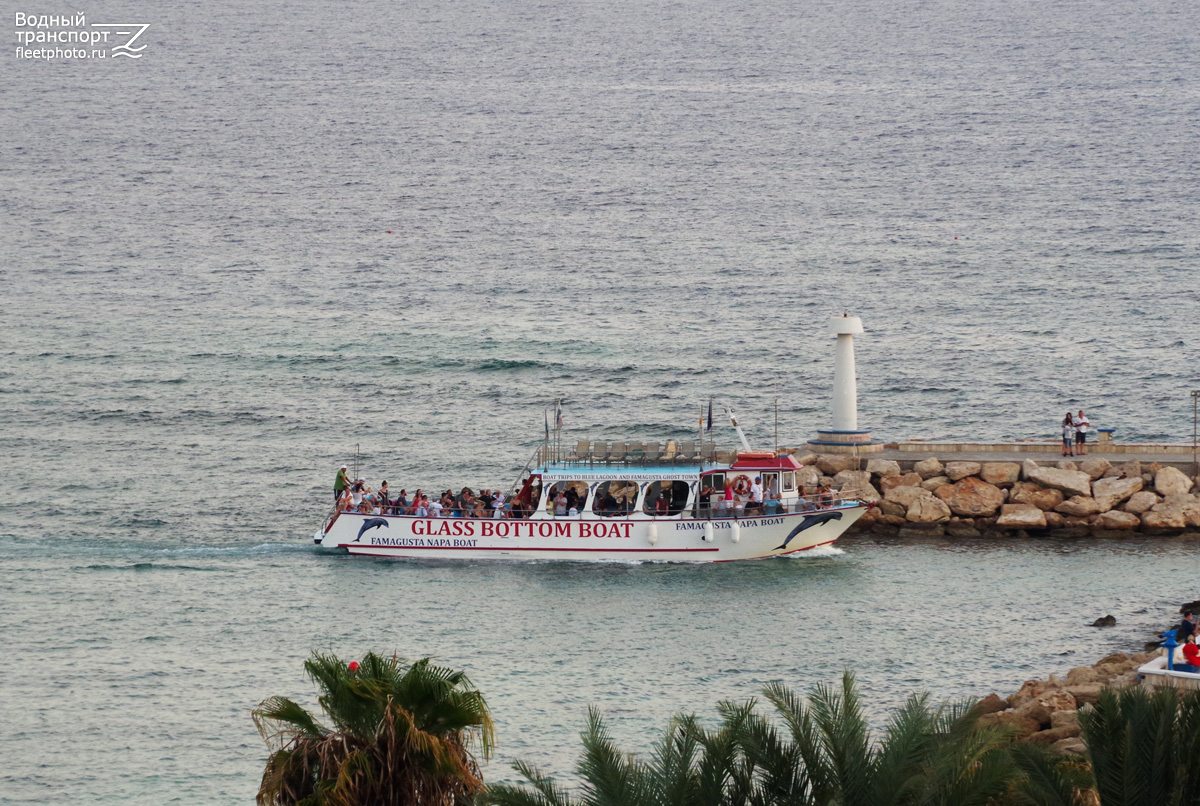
xmin=334 ymin=465 xmax=350 ymax=504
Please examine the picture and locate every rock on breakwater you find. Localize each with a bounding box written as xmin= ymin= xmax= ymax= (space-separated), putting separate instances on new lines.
xmin=793 ymin=453 xmax=1200 ymax=537
xmin=977 ymin=651 xmax=1151 ymax=756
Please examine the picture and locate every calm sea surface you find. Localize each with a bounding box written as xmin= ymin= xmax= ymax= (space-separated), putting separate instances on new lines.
xmin=2 ymin=0 xmax=1198 ymax=801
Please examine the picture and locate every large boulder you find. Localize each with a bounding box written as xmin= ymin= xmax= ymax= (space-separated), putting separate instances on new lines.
xmin=1021 ymin=459 xmax=1041 ymax=481
xmin=1142 ymin=508 xmax=1187 ymax=533
xmin=1057 ymin=461 xmax=1079 ymax=471
xmin=878 ymin=500 xmax=907 ymax=517
xmin=921 ymin=475 xmax=950 ymax=491
xmin=884 ymin=485 xmax=934 ymax=509
xmin=816 ymin=454 xmax=859 ymax=475
xmin=1156 ymin=466 xmax=1195 ymax=497
xmin=1091 ymin=476 xmax=1144 ymax=510
xmin=1065 ymin=666 xmax=1100 ymax=686
xmin=1123 ymin=490 xmax=1160 ymax=514
xmin=880 ymin=472 xmax=922 ymax=492
xmin=979 ymin=462 xmax=1021 ymax=487
xmin=1050 ymin=736 xmax=1089 ymax=757
xmin=793 ymin=452 xmax=819 ymax=466
xmin=1155 ymin=495 xmax=1200 ymax=527
xmin=865 ymin=458 xmax=901 ymax=478
xmin=1055 ymin=496 xmax=1105 ymax=517
xmin=1010 ymin=481 xmax=1065 ymax=511
xmin=1079 ymin=456 xmax=1112 ymax=480
xmin=1065 ymin=683 xmax=1103 ymax=705
xmin=997 ymin=503 xmax=1047 ymax=529
xmin=1093 ymin=510 xmax=1141 ymax=531
xmin=944 ymin=461 xmax=983 ymax=482
xmin=1027 ymin=725 xmax=1083 ymax=746
xmin=1117 ymin=459 xmax=1143 ymax=479
xmin=797 ymin=466 xmax=821 ymax=488
xmin=907 ymin=496 xmax=952 ymax=523
xmin=976 ymin=693 xmax=1008 ymax=715
xmin=913 ymin=457 xmax=944 ymax=479
xmin=935 ymin=476 xmax=1006 ymax=517
xmin=1027 ymin=467 xmax=1093 ymax=498
xmin=835 ymin=465 xmax=873 ymax=491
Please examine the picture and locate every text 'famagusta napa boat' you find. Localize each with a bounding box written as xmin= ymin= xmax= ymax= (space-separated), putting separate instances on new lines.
xmin=313 ymin=407 xmax=870 ymax=562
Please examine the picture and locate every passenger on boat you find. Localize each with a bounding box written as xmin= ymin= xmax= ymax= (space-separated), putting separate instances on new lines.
xmin=337 ymin=488 xmax=352 ymax=512
xmin=429 ymin=496 xmax=443 ymax=517
xmin=654 ymin=492 xmax=670 ymax=516
xmin=472 ymin=500 xmax=487 ymax=518
xmin=392 ymin=489 xmax=408 ymax=514
xmin=377 ymin=481 xmax=390 ymax=511
xmin=722 ymin=480 xmax=734 ymax=514
xmin=350 ymin=479 xmax=366 ymax=509
xmin=492 ymin=491 xmax=506 ymax=518
xmin=1180 ymin=636 xmax=1200 ymax=673
xmin=748 ymin=477 xmax=764 ymax=514
xmin=554 ymin=489 xmax=568 ymax=516
xmin=334 ymin=465 xmax=350 ymax=503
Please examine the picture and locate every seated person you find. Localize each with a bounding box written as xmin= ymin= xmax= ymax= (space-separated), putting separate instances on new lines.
xmin=1180 ymin=637 xmax=1200 ymax=673
xmin=654 ymin=494 xmax=670 ymax=516
xmin=597 ymin=492 xmax=619 ymax=516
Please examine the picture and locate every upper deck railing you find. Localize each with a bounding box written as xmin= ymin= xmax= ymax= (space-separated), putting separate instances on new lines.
xmin=531 ymin=440 xmax=735 ymax=469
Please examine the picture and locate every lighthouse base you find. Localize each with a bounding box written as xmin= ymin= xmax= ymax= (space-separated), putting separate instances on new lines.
xmin=808 ymin=429 xmax=885 ymax=454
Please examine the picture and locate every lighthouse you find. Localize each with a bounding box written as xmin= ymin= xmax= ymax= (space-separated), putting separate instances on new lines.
xmin=809 ymin=313 xmax=881 ymax=453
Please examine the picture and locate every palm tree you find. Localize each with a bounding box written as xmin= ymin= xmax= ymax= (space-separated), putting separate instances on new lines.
xmin=1076 ymin=685 xmax=1200 ymax=806
xmin=252 ymin=651 xmax=494 ymax=806
xmin=482 ymin=671 xmax=1020 ymax=806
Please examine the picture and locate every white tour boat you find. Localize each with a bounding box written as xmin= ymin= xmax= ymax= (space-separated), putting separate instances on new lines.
xmin=313 ymin=424 xmax=870 ymax=562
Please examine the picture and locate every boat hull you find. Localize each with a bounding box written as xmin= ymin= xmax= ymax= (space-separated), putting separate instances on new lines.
xmin=315 ymin=505 xmax=866 ymax=562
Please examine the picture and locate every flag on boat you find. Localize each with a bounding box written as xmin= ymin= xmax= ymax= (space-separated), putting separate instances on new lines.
xmin=706 ymin=398 xmax=713 ymax=433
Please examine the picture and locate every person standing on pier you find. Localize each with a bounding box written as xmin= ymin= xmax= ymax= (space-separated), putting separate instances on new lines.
xmin=1073 ymin=410 xmax=1090 ymax=456
xmin=1061 ymin=413 xmax=1075 ymax=457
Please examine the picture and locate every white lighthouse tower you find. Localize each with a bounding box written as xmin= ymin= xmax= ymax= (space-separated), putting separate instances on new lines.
xmin=809 ymin=313 xmax=881 ymax=453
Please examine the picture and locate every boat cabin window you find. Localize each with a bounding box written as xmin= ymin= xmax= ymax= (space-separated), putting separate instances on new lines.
xmin=592 ymin=480 xmax=638 ymax=517
xmin=544 ymin=481 xmax=590 ymax=516
xmin=782 ymin=471 xmax=796 ymax=492
xmin=642 ymin=480 xmax=691 ymax=516
xmin=761 ymin=472 xmax=780 ymax=499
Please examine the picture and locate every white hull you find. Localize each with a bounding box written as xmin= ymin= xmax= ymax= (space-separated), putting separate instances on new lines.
xmin=315 ymin=505 xmax=866 ymax=562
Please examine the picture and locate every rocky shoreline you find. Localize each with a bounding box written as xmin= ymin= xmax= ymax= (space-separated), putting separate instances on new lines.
xmin=977 ymin=650 xmax=1152 ymax=755
xmin=795 ymin=453 xmax=1200 ymax=537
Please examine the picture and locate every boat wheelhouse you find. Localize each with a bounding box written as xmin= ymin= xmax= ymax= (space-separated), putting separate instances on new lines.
xmin=314 ymin=437 xmax=869 ymax=562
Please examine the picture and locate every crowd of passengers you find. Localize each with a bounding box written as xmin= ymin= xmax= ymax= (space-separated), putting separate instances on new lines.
xmin=334 ymin=466 xmax=841 ymax=519
xmin=334 ymin=470 xmax=535 ymax=518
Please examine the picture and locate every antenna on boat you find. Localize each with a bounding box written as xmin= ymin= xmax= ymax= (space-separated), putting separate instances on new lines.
xmin=726 ymin=408 xmax=753 ymax=452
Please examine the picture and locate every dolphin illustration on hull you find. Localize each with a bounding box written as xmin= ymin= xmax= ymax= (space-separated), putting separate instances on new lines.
xmin=354 ymin=518 xmax=389 ymax=542
xmin=774 ymin=511 xmax=843 ymax=551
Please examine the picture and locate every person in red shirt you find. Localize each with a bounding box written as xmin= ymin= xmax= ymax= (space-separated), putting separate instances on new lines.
xmin=1180 ymin=637 xmax=1200 ymax=673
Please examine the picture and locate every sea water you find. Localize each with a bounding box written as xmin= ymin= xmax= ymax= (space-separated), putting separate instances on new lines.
xmin=1 ymin=0 xmax=1198 ymax=801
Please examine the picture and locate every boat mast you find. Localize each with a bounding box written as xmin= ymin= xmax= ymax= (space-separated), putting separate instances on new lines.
xmin=727 ymin=408 xmax=753 ymax=452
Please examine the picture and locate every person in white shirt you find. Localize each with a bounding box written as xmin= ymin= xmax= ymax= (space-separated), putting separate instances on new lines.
xmin=749 ymin=477 xmax=764 ymax=514
xmin=1073 ymin=410 xmax=1091 ymax=456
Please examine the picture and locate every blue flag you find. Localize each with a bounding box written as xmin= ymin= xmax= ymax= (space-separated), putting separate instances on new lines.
xmin=706 ymin=399 xmax=713 ymax=433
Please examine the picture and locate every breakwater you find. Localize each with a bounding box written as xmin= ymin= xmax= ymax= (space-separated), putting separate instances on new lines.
xmin=791 ymin=451 xmax=1200 ymax=537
